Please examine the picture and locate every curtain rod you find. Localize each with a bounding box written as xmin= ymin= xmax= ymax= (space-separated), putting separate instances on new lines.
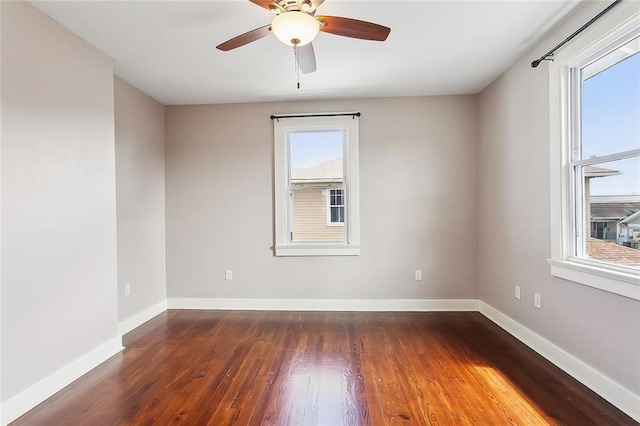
xmin=270 ymin=112 xmax=361 ymax=121
xmin=531 ymin=0 xmax=622 ymax=68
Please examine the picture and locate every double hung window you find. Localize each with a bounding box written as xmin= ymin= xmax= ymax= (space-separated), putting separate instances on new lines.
xmin=273 ymin=114 xmax=360 ymax=256
xmin=549 ymin=9 xmax=640 ymax=299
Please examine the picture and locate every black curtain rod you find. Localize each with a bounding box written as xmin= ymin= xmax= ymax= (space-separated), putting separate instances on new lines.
xmin=531 ymin=0 xmax=622 ymax=68
xmin=270 ymin=112 xmax=361 ymax=120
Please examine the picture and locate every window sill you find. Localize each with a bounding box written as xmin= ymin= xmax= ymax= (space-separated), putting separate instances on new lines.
xmin=548 ymin=258 xmax=640 ymax=300
xmin=275 ymin=244 xmax=360 ymax=257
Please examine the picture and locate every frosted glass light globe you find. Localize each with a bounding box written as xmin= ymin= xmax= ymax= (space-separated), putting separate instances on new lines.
xmin=271 ymin=11 xmax=319 ymax=46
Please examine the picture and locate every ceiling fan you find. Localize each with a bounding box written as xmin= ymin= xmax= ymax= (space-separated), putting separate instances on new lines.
xmin=216 ymin=0 xmax=391 ymax=74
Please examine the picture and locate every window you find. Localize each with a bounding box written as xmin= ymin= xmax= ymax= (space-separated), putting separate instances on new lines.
xmin=549 ymin=8 xmax=640 ymax=299
xmin=327 ymin=189 xmax=345 ymax=226
xmin=571 ymin=38 xmax=640 ymax=268
xmin=273 ymin=114 xmax=360 ymax=256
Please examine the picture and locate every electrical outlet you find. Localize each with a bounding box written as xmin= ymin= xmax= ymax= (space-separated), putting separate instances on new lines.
xmin=414 ymin=269 xmax=422 ymax=280
xmin=225 ymin=270 xmax=233 ymax=281
xmin=515 ymin=285 xmax=521 ymax=300
xmin=534 ymin=292 xmax=541 ymax=309
xmin=124 ymin=283 xmax=131 ymax=296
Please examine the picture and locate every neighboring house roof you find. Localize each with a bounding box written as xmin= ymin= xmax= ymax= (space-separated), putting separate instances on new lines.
xmin=620 ymin=209 xmax=640 ymax=225
xmin=590 ymin=195 xmax=640 ymax=221
xmin=584 ymin=165 xmax=621 ymax=178
xmin=589 ymin=238 xmax=640 ymax=266
xmin=291 ymin=158 xmax=343 ymax=184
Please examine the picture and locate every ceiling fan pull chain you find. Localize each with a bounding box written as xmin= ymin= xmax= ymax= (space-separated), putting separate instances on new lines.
xmin=293 ymin=45 xmax=301 ymax=89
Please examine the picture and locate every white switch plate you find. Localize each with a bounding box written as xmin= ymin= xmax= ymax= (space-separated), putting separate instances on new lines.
xmin=225 ymin=270 xmax=233 ymax=281
xmin=534 ymin=292 xmax=541 ymax=309
xmin=414 ymin=270 xmax=422 ymax=281
xmin=124 ymin=283 xmax=131 ymax=296
xmin=515 ymin=285 xmax=521 ymax=300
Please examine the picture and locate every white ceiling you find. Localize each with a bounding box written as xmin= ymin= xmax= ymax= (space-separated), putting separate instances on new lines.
xmin=31 ymin=0 xmax=582 ymax=105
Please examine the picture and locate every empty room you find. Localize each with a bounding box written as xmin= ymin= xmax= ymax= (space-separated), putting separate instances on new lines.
xmin=1 ymin=0 xmax=639 ymax=424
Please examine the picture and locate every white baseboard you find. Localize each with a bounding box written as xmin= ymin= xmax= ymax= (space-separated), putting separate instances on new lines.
xmin=0 ymin=336 xmax=123 ymax=426
xmin=479 ymin=301 xmax=640 ymax=422
xmin=167 ymin=298 xmax=480 ymax=312
xmin=118 ymin=300 xmax=168 ymax=336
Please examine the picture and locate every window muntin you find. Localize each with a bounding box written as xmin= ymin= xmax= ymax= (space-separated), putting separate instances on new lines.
xmin=273 ymin=114 xmax=360 ymax=256
xmin=569 ymin=36 xmax=640 ymax=271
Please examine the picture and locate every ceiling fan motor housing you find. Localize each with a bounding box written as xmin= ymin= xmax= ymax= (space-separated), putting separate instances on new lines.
xmin=275 ymin=0 xmax=312 ymax=13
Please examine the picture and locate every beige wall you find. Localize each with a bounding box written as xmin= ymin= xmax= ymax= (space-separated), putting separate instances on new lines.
xmin=478 ymin=1 xmax=639 ymax=394
xmin=114 ymin=77 xmax=167 ymax=322
xmin=165 ymin=96 xmax=478 ymax=300
xmin=1 ymin=0 xmax=118 ymax=401
xmin=291 ymin=187 xmax=345 ymax=242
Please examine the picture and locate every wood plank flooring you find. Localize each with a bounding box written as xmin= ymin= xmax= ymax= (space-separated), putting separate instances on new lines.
xmin=12 ymin=311 xmax=636 ymax=425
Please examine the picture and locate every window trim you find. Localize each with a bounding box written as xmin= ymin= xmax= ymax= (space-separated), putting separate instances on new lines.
xmin=549 ymin=6 xmax=640 ymax=300
xmin=273 ymin=114 xmax=360 ymax=256
xmin=326 ymin=188 xmax=346 ymax=227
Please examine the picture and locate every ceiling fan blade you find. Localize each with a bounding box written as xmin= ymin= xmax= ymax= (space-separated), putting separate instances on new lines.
xmin=216 ymin=25 xmax=272 ymax=51
xmin=248 ymin=0 xmax=282 ymax=13
xmin=297 ymin=43 xmax=317 ymax=74
xmin=316 ymin=16 xmax=390 ymax=41
xmin=310 ymin=0 xmax=325 ymax=12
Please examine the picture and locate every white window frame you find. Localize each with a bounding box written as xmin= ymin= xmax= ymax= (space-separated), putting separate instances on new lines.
xmin=326 ymin=188 xmax=345 ymax=227
xmin=274 ymin=114 xmax=360 ymax=256
xmin=548 ymin=6 xmax=640 ymax=300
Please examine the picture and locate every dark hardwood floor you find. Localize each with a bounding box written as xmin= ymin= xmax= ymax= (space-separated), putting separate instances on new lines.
xmin=13 ymin=311 xmax=636 ymax=425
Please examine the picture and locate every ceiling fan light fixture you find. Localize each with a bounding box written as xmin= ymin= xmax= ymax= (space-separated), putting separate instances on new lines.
xmin=271 ymin=11 xmax=319 ymax=46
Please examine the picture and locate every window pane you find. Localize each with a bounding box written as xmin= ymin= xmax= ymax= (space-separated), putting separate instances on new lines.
xmin=331 ymin=207 xmax=339 ymax=223
xmin=581 ymin=156 xmax=640 ymax=268
xmin=290 ymin=188 xmax=345 ymax=242
xmin=581 ymin=37 xmax=640 ymax=159
xmin=329 ymin=206 xmax=345 ymax=224
xmin=289 ymin=131 xmax=344 ymax=184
